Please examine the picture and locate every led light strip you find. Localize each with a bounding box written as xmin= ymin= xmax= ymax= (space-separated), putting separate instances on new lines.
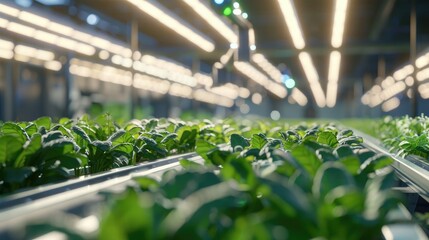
xmin=326 ymin=51 xmax=341 ymax=107
xmin=0 ymin=37 xmax=61 ymax=71
xmin=182 ymin=0 xmax=237 ymax=44
xmin=326 ymin=0 xmax=349 ymax=108
xmin=276 ymin=0 xmax=305 ymax=49
xmin=0 ymin=3 xmax=132 ymax=57
xmin=276 ymin=0 xmax=326 ymax=107
xmin=234 ymin=61 xmax=287 ymax=98
xmin=126 ymin=0 xmax=215 ymax=52
xmin=289 ymin=88 xmax=308 ymax=106
xmin=298 ymin=52 xmax=326 ymax=107
xmin=252 ymin=53 xmax=283 ymax=83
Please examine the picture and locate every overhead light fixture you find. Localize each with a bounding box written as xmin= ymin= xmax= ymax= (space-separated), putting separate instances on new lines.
xmin=7 ymin=22 xmax=35 ymax=37
xmin=19 ymin=11 xmax=50 ymax=27
xmin=416 ymin=53 xmax=429 ymax=68
xmin=393 ymin=64 xmax=414 ymax=81
xmin=289 ymin=88 xmax=308 ymax=106
xmin=0 ymin=49 xmax=14 ymax=59
xmin=276 ymin=0 xmax=305 ymax=49
xmin=331 ymin=0 xmax=348 ymax=48
xmin=252 ymin=53 xmax=283 ymax=83
xmin=298 ymin=51 xmax=326 ymax=107
xmin=182 ymin=0 xmax=237 ymax=44
xmin=234 ymin=61 xmax=287 ymax=98
xmin=126 ymin=0 xmax=215 ymax=52
xmin=417 ymin=67 xmax=429 ymax=82
xmin=0 ymin=3 xmax=20 ymax=17
xmin=194 ymin=89 xmax=234 ymax=107
xmin=0 ymin=38 xmax=14 ymax=50
xmin=326 ymin=51 xmax=341 ymax=107
xmin=381 ymin=97 xmax=400 ymax=112
xmin=0 ymin=2 xmax=130 ymax=57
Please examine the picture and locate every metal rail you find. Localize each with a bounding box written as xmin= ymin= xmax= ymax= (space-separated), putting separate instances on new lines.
xmin=352 ymin=128 xmax=429 ymax=202
xmin=0 ymin=153 xmax=207 ymax=231
xmin=338 ymin=125 xmax=428 ymax=239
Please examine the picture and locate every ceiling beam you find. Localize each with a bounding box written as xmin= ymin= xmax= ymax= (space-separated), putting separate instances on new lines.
xmin=259 ymin=43 xmax=410 ymax=58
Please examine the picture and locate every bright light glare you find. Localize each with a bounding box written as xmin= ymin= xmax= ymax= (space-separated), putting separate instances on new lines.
xmin=0 ymin=3 xmax=20 ymax=17
xmin=298 ymin=52 xmax=326 ymax=107
xmin=284 ymin=78 xmax=296 ymax=89
xmin=86 ymin=14 xmax=99 ymax=25
xmin=276 ymin=0 xmax=305 ymax=49
xmin=290 ymin=88 xmax=308 ymax=106
xmin=240 ymin=104 xmax=250 ymax=114
xmin=182 ymin=0 xmax=237 ymax=44
xmin=252 ymin=53 xmax=283 ymax=83
xmin=331 ymin=0 xmax=348 ymax=48
xmin=233 ymin=8 xmax=242 ymax=15
xmin=252 ymin=93 xmax=263 ymax=105
xmin=326 ymin=51 xmax=341 ymax=107
xmin=126 ymin=0 xmax=215 ymax=52
xmin=416 ymin=53 xmax=429 ymax=68
xmin=19 ymin=11 xmax=50 ymax=27
xmin=234 ymin=61 xmax=287 ymax=98
xmin=0 ymin=38 xmax=14 ymax=50
xmin=270 ymin=110 xmax=281 ymax=120
xmin=393 ymin=64 xmax=414 ymax=81
xmin=381 ymin=97 xmax=400 ymax=112
xmin=417 ymin=67 xmax=429 ymax=81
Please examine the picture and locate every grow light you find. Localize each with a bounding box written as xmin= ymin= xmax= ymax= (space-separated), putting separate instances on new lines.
xmin=298 ymin=52 xmax=326 ymax=107
xmin=252 ymin=53 xmax=282 ymax=83
xmin=393 ymin=64 xmax=414 ymax=81
xmin=331 ymin=0 xmax=348 ymax=48
xmin=182 ymin=0 xmax=237 ymax=44
xmin=0 ymin=2 xmax=135 ymax=57
xmin=416 ymin=67 xmax=429 ymax=82
xmin=169 ymin=83 xmax=193 ymax=99
xmin=133 ymin=74 xmax=170 ymax=94
xmin=194 ymin=89 xmax=234 ymax=107
xmin=326 ymin=51 xmax=341 ymax=108
xmin=209 ymin=83 xmax=240 ymax=100
xmin=234 ymin=61 xmax=287 ymax=98
xmin=126 ymin=0 xmax=215 ymax=52
xmin=276 ymin=0 xmax=305 ymax=49
xmin=289 ymin=88 xmax=308 ymax=106
xmin=381 ymin=97 xmax=400 ymax=112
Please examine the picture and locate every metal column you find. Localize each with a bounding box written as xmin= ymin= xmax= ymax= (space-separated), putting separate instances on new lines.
xmin=130 ymin=17 xmax=139 ymax=119
xmin=64 ymin=54 xmax=73 ymax=118
xmin=410 ymin=0 xmax=418 ymax=117
xmin=4 ymin=61 xmax=14 ymax=121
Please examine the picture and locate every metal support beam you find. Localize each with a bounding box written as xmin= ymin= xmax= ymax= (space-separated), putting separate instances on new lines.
xmin=353 ymin=0 xmax=396 ymax=79
xmin=64 ymin=54 xmax=73 ymax=118
xmin=410 ymin=0 xmax=418 ymax=117
xmin=150 ymin=42 xmax=411 ymax=60
xmin=130 ymin=17 xmax=139 ymax=119
xmin=4 ymin=61 xmax=14 ymax=121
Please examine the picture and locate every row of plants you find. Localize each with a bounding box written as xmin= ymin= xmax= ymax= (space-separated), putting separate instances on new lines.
xmin=0 ymin=114 xmax=240 ymax=194
xmin=374 ymin=115 xmax=429 ymax=160
xmin=19 ymin=121 xmax=404 ymax=239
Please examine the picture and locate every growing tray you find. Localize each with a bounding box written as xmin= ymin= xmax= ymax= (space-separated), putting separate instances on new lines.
xmin=353 ymin=128 xmax=429 ymax=202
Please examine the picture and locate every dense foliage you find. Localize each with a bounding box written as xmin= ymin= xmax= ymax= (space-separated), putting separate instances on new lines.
xmin=376 ymin=115 xmax=429 ymax=159
xmin=0 ymin=115 xmax=231 ymax=194
xmin=0 ymin=117 xmax=404 ymax=239
xmin=97 ymin=122 xmax=400 ymax=240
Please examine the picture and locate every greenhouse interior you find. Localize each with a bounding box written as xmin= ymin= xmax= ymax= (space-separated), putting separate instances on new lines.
xmin=1 ymin=0 xmax=429 ymax=239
